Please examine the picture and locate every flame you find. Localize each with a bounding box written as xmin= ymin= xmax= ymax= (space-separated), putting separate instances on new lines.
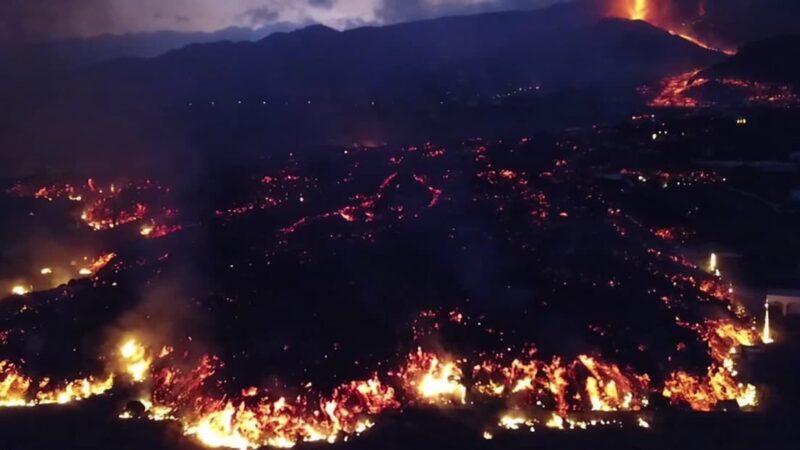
xmin=499 ymin=413 xmax=534 ymax=431
xmin=176 ymin=374 xmax=397 ymax=449
xmin=664 ymin=320 xmax=759 ymax=410
xmin=34 ymin=375 xmax=115 ymax=405
xmin=77 ymin=252 xmax=117 ymax=277
xmin=186 ymin=403 xmax=259 ymax=450
xmin=1 ymin=360 xmax=114 ymax=407
xmin=471 ymin=350 xmax=649 ymax=416
xmin=629 ymin=0 xmax=648 ymax=20
xmin=662 ymin=367 xmax=757 ymax=411
xmin=545 ymin=412 xmax=565 ymax=429
xmin=10 ymin=286 xmax=29 ymax=296
xmin=578 ymin=355 xmax=649 ymax=412
xmin=401 ymin=348 xmax=466 ymax=404
xmin=119 ymin=338 xmax=152 ymax=383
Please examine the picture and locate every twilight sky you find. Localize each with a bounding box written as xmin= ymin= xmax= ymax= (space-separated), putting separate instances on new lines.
xmin=0 ymin=0 xmax=567 ymax=43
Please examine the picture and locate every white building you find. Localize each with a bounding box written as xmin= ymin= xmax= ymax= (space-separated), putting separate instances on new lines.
xmin=767 ymin=289 xmax=800 ymax=316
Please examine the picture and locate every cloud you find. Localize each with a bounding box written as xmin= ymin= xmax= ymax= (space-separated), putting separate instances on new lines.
xmin=3 ymin=0 xmax=795 ymax=46
xmin=0 ymin=0 xmax=112 ymax=43
xmin=378 ymin=0 xmax=566 ymax=23
xmin=309 ymin=0 xmax=336 ymax=8
xmin=241 ymin=6 xmax=281 ymax=26
xmin=0 ymin=0 xmax=566 ymax=43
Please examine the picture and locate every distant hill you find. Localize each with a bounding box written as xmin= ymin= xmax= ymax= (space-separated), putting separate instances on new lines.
xmin=0 ymin=3 xmax=723 ymax=177
xmin=71 ymin=3 xmax=719 ymax=104
xmin=700 ymin=35 xmax=800 ymax=86
xmin=0 ymin=25 xmax=294 ymax=85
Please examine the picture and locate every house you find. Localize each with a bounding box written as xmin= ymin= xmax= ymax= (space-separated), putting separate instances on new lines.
xmin=767 ymin=289 xmax=800 ymax=316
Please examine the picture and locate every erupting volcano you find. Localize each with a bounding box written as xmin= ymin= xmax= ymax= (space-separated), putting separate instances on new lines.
xmin=608 ymin=0 xmax=736 ymax=54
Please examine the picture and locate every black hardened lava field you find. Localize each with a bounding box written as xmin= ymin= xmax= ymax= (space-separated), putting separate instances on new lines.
xmin=1 ymin=1 xmax=800 ymax=450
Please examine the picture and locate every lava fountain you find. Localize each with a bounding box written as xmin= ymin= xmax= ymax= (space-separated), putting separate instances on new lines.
xmin=610 ymin=0 xmax=735 ymax=54
xmin=629 ymin=0 xmax=648 ymax=20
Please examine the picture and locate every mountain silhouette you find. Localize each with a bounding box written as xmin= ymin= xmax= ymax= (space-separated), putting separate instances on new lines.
xmin=0 ymin=3 xmax=722 ymax=176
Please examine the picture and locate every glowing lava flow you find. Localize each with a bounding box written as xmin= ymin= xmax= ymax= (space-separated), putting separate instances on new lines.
xmin=1 ymin=311 xmax=767 ymax=449
xmin=155 ymin=368 xmax=398 ymax=449
xmin=664 ymin=319 xmax=760 ymax=411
